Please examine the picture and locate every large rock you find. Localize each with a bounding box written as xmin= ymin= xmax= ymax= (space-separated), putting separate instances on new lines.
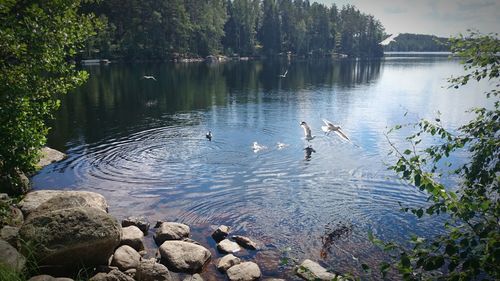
xmin=122 ymin=216 xmax=150 ymax=235
xmin=217 ymin=239 xmax=240 ymax=254
xmin=295 ymin=259 xmax=340 ymax=281
xmin=1 ymin=225 xmax=19 ymax=248
xmin=217 ymin=254 xmax=241 ymax=272
xmin=111 ymin=245 xmax=141 ymax=271
xmin=183 ymin=274 xmax=204 ymax=281
xmin=159 ymin=240 xmax=211 ymax=273
xmin=19 ymin=190 xmax=108 ymax=216
xmin=121 ymin=226 xmax=145 ymax=251
xmin=19 ymin=206 xmax=121 ymax=268
xmin=28 ymin=275 xmax=74 ymax=281
xmin=136 ymin=258 xmax=173 ymax=281
xmin=0 ymin=239 xmax=25 ymax=273
xmin=226 ymin=262 xmax=261 ymax=281
xmin=37 ymin=147 xmax=66 ymax=168
xmin=211 ymin=225 xmax=230 ymax=242
xmin=154 ymin=222 xmax=190 ymax=245
xmin=89 ymin=269 xmax=135 ymax=281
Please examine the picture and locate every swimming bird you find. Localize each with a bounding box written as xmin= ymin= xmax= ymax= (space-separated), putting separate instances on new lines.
xmin=279 ymin=69 xmax=288 ymax=78
xmin=206 ymin=131 xmax=212 ymax=141
xmin=142 ymin=75 xmax=157 ymax=81
xmin=300 ymin=121 xmax=315 ymax=141
xmin=321 ymin=119 xmax=350 ymax=141
xmin=252 ymin=142 xmax=267 ymax=153
xmin=304 ymin=145 xmax=316 ymax=160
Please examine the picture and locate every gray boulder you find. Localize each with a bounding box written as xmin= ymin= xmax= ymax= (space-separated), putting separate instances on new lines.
xmin=0 ymin=239 xmax=25 ymax=273
xmin=122 ymin=216 xmax=150 ymax=235
xmin=154 ymin=222 xmax=190 ymax=245
xmin=217 ymin=254 xmax=241 ymax=272
xmin=1 ymin=225 xmax=19 ymax=248
xmin=232 ymin=236 xmax=258 ymax=250
xmin=217 ymin=239 xmax=240 ymax=254
xmin=28 ymin=275 xmax=74 ymax=281
xmin=159 ymin=240 xmax=211 ymax=273
xmin=89 ymin=269 xmax=135 ymax=281
xmin=136 ymin=258 xmax=173 ymax=281
xmin=226 ymin=262 xmax=261 ymax=281
xmin=111 ymin=245 xmax=141 ymax=271
xmin=19 ymin=206 xmax=121 ymax=268
xmin=211 ymin=225 xmax=230 ymax=242
xmin=121 ymin=226 xmax=145 ymax=251
xmin=19 ymin=190 xmax=108 ymax=216
xmin=183 ymin=274 xmax=204 ymax=281
xmin=295 ymin=259 xmax=340 ymax=281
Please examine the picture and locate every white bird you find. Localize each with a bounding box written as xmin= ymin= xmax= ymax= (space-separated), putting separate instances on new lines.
xmin=300 ymin=121 xmax=315 ymax=141
xmin=321 ymin=119 xmax=350 ymax=141
xmin=279 ymin=69 xmax=288 ymax=78
xmin=206 ymin=131 xmax=212 ymax=141
xmin=277 ymin=142 xmax=288 ymax=150
xmin=142 ymin=75 xmax=157 ymax=81
xmin=252 ymin=142 xmax=267 ymax=153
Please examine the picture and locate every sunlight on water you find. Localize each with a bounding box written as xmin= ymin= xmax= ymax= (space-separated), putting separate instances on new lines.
xmin=33 ymin=56 xmax=491 ymax=279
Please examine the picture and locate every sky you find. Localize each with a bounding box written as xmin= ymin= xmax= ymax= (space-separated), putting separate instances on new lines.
xmin=316 ymin=0 xmax=500 ymax=37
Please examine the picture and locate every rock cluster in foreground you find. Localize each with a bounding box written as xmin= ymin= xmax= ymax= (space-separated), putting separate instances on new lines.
xmin=0 ymin=190 xmax=343 ymax=280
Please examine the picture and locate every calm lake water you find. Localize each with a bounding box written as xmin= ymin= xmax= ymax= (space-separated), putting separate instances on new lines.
xmin=33 ymin=55 xmax=490 ymax=279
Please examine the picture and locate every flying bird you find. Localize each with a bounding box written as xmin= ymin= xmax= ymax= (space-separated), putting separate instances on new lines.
xmin=206 ymin=131 xmax=212 ymax=141
xmin=277 ymin=142 xmax=288 ymax=150
xmin=300 ymin=121 xmax=315 ymax=141
xmin=321 ymin=119 xmax=350 ymax=141
xmin=252 ymin=142 xmax=267 ymax=153
xmin=142 ymin=75 xmax=157 ymax=81
xmin=279 ymin=69 xmax=288 ymax=78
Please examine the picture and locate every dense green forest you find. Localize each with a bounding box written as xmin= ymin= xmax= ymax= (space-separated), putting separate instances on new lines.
xmin=383 ymin=33 xmax=450 ymax=52
xmin=81 ymin=0 xmax=385 ymax=60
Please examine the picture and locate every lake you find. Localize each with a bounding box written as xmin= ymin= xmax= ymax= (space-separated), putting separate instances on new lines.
xmin=33 ymin=55 xmax=490 ymax=279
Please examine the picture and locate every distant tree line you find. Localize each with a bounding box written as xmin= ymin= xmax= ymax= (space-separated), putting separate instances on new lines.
xmin=81 ymin=0 xmax=385 ymax=60
xmin=384 ymin=33 xmax=450 ymax=52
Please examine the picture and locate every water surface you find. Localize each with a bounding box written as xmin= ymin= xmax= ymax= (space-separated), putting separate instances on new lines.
xmin=33 ymin=56 xmax=489 ymax=279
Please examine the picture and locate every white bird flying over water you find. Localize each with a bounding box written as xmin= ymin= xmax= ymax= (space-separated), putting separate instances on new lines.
xmin=300 ymin=121 xmax=315 ymax=141
xmin=252 ymin=142 xmax=267 ymax=153
xmin=142 ymin=75 xmax=157 ymax=81
xmin=279 ymin=69 xmax=288 ymax=78
xmin=321 ymin=119 xmax=350 ymax=141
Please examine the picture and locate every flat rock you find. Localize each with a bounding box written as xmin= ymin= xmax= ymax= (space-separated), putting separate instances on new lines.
xmin=217 ymin=239 xmax=240 ymax=254
xmin=295 ymin=259 xmax=340 ymax=281
xmin=28 ymin=275 xmax=74 ymax=281
xmin=136 ymin=258 xmax=173 ymax=281
xmin=122 ymin=216 xmax=150 ymax=235
xmin=0 ymin=239 xmax=25 ymax=273
xmin=211 ymin=225 xmax=230 ymax=242
xmin=159 ymin=240 xmax=211 ymax=273
xmin=19 ymin=190 xmax=108 ymax=216
xmin=111 ymin=245 xmax=141 ymax=271
xmin=154 ymin=222 xmax=190 ymax=245
xmin=217 ymin=254 xmax=241 ymax=272
xmin=19 ymin=206 xmax=121 ymax=268
xmin=37 ymin=147 xmax=66 ymax=168
xmin=226 ymin=262 xmax=261 ymax=281
xmin=232 ymin=235 xmax=258 ymax=250
xmin=121 ymin=226 xmax=145 ymax=251
xmin=183 ymin=273 xmax=204 ymax=281
xmin=89 ymin=269 xmax=135 ymax=281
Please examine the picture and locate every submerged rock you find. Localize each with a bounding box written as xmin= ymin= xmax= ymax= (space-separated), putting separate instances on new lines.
xmin=28 ymin=275 xmax=74 ymax=281
xmin=183 ymin=273 xmax=204 ymax=281
xmin=232 ymin=235 xmax=258 ymax=250
xmin=122 ymin=216 xmax=150 ymax=235
xmin=295 ymin=259 xmax=340 ymax=281
xmin=217 ymin=254 xmax=241 ymax=272
xmin=0 ymin=239 xmax=25 ymax=273
xmin=211 ymin=225 xmax=230 ymax=242
xmin=121 ymin=225 xmax=145 ymax=251
xmin=111 ymin=245 xmax=141 ymax=271
xmin=226 ymin=262 xmax=261 ymax=281
xmin=159 ymin=240 xmax=211 ymax=273
xmin=37 ymin=147 xmax=66 ymax=168
xmin=217 ymin=239 xmax=241 ymax=254
xmin=154 ymin=222 xmax=190 ymax=245
xmin=136 ymin=258 xmax=173 ymax=281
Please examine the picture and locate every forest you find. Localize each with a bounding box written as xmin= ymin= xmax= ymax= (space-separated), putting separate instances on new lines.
xmin=81 ymin=0 xmax=386 ymax=60
xmin=383 ymin=33 xmax=450 ymax=52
